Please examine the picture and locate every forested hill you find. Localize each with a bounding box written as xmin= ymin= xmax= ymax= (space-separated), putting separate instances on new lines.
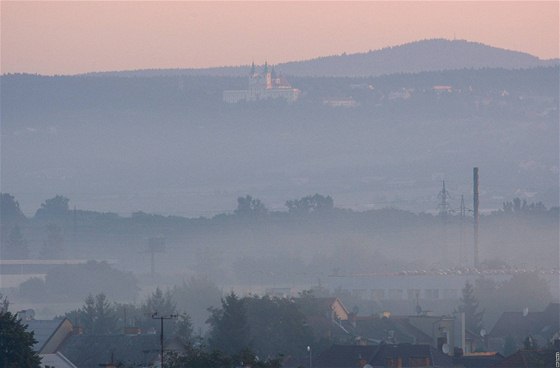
xmin=81 ymin=39 xmax=559 ymax=78
xmin=277 ymin=39 xmax=558 ymax=77
xmin=2 ymin=66 xmax=558 ymax=118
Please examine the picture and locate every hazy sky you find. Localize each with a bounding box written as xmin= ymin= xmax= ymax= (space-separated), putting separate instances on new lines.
xmin=1 ymin=1 xmax=559 ymax=75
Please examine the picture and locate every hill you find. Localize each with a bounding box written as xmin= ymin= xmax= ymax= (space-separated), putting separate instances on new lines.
xmin=86 ymin=39 xmax=558 ymax=78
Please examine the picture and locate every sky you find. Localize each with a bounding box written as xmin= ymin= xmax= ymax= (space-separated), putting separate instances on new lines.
xmin=1 ymin=1 xmax=559 ymax=75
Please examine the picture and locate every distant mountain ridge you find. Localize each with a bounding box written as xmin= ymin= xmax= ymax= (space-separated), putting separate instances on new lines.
xmin=86 ymin=39 xmax=558 ymax=78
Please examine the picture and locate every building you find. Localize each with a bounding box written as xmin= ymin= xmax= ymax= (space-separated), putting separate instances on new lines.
xmin=223 ymin=62 xmax=300 ymax=103
xmin=25 ymin=317 xmax=74 ymax=354
xmin=488 ymin=303 xmax=560 ymax=353
xmin=312 ymin=343 xmax=453 ymax=368
xmin=22 ymin=316 xmax=77 ymax=368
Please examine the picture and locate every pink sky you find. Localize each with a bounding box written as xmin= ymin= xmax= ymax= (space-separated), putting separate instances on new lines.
xmin=1 ymin=1 xmax=558 ymax=75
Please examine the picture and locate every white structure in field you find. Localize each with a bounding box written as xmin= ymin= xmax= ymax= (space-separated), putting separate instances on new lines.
xmin=223 ymin=62 xmax=300 ymax=103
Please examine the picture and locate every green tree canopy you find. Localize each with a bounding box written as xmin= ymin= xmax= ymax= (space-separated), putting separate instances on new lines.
xmin=0 ymin=309 xmax=41 ymax=367
xmin=245 ymin=295 xmax=313 ymax=358
xmin=207 ymin=292 xmax=251 ymax=355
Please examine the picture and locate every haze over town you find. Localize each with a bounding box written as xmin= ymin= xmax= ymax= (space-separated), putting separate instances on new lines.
xmin=0 ymin=2 xmax=559 ymax=368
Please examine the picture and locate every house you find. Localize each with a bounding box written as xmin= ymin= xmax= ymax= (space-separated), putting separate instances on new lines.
xmin=349 ymin=311 xmax=479 ymax=357
xmin=314 ymin=344 xmax=379 ymax=368
xmin=59 ymin=334 xmax=161 ymax=368
xmin=491 ymin=349 xmax=556 ymax=368
xmin=23 ymin=317 xmax=77 ymax=368
xmin=297 ymin=343 xmax=453 ymax=368
xmin=488 ymin=303 xmax=560 ymax=352
xmin=296 ymin=297 xmax=353 ymax=343
xmin=453 ymin=351 xmax=504 ymax=368
xmin=25 ymin=318 xmax=74 ymax=354
xmin=40 ymin=352 xmax=78 ymax=368
xmin=369 ymin=343 xmax=453 ymax=368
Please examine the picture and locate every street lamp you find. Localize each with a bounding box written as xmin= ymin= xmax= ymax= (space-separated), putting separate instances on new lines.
xmin=307 ymin=346 xmax=312 ymax=368
xmin=152 ymin=312 xmax=178 ymax=368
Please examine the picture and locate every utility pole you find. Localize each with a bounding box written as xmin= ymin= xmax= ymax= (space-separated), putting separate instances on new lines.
xmin=437 ymin=180 xmax=451 ymax=263
xmin=473 ymin=168 xmax=480 ymax=269
xmin=437 ymin=180 xmax=451 ymax=218
xmin=460 ymin=195 xmax=466 ymax=266
xmin=152 ymin=312 xmax=177 ymax=368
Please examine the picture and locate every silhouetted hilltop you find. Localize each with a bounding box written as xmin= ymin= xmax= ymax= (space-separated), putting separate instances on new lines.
xmin=82 ymin=39 xmax=558 ymax=78
xmin=277 ymin=39 xmax=558 ymax=77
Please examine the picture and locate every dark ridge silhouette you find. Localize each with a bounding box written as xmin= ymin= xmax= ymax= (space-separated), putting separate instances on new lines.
xmin=80 ymin=39 xmax=558 ymax=78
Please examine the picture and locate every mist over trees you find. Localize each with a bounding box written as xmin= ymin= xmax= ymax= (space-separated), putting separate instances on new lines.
xmin=1 ymin=53 xmax=558 ymax=365
xmin=2 ymin=66 xmax=558 ymax=219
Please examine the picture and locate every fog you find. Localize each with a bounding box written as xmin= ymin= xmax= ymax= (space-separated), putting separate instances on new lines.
xmin=1 ymin=45 xmax=559 ymax=363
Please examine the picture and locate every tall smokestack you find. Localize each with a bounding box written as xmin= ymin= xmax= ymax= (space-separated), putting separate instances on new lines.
xmin=473 ymin=167 xmax=479 ymax=269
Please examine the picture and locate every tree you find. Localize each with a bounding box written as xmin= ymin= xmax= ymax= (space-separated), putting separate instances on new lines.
xmin=79 ymin=293 xmax=118 ymax=335
xmin=286 ymin=194 xmax=334 ymax=215
xmin=457 ymin=281 xmax=484 ymax=334
xmin=141 ymin=287 xmax=177 ymax=332
xmin=34 ymin=195 xmax=70 ymax=220
xmin=207 ymin=292 xmax=251 ymax=355
xmin=166 ymin=346 xmax=282 ymax=368
xmin=234 ymin=195 xmax=268 ymax=217
xmin=45 ymin=260 xmax=139 ymax=301
xmin=40 ymin=223 xmax=65 ymax=259
xmin=0 ymin=193 xmax=26 ymax=225
xmin=0 ymin=310 xmax=41 ymax=367
xmin=245 ymin=295 xmax=313 ymax=358
xmin=2 ymin=225 xmax=29 ymax=259
xmin=173 ymin=313 xmax=194 ymax=346
xmin=502 ymin=197 xmax=547 ymax=214
xmin=19 ymin=277 xmax=47 ymax=302
xmin=0 ymin=293 xmax=9 ymax=313
xmin=142 ymin=287 xmax=176 ymax=316
xmin=494 ymin=273 xmax=552 ymax=314
xmin=172 ymin=276 xmax=222 ymax=332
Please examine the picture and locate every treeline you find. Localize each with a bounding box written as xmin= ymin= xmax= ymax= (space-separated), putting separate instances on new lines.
xmin=2 ymin=67 xmax=557 ymax=121
xmin=1 ymin=192 xmax=557 ymax=262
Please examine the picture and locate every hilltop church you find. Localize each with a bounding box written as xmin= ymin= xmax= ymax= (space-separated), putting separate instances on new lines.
xmin=223 ymin=62 xmax=300 ymax=103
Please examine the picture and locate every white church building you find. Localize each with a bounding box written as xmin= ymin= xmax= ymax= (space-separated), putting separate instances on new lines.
xmin=223 ymin=62 xmax=300 ymax=103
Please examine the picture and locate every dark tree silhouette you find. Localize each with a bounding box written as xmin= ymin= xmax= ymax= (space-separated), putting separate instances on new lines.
xmin=34 ymin=195 xmax=70 ymax=220
xmin=0 ymin=309 xmax=41 ymax=367
xmin=2 ymin=225 xmax=29 ymax=259
xmin=234 ymin=195 xmax=268 ymax=217
xmin=286 ymin=193 xmax=334 ymax=215
xmin=40 ymin=223 xmax=65 ymax=259
xmin=207 ymin=292 xmax=251 ymax=355
xmin=0 ymin=193 xmax=26 ymax=224
xmin=457 ymin=281 xmax=484 ymax=334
